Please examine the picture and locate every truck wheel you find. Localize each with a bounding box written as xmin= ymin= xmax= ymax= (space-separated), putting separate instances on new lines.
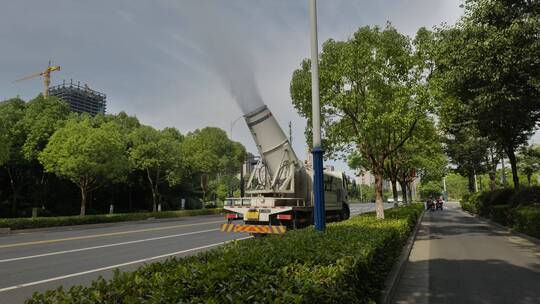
xmin=340 ymin=203 xmax=350 ymax=220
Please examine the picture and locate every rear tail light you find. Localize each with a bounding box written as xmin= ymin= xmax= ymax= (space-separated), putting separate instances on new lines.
xmin=226 ymin=213 xmax=239 ymax=219
xmin=277 ymin=214 xmax=293 ymax=220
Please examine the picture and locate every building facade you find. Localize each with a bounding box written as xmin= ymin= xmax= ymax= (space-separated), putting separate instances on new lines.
xmin=49 ymin=80 xmax=106 ymax=116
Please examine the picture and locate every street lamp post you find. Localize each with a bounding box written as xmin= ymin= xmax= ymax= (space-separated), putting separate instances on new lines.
xmin=230 ymin=115 xmax=244 ymax=197
xmin=310 ymin=0 xmax=325 ymax=231
xmin=230 ymin=116 xmax=243 ymax=140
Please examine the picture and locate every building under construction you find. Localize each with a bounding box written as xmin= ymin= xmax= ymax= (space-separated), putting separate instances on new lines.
xmin=49 ymin=80 xmax=106 ymax=116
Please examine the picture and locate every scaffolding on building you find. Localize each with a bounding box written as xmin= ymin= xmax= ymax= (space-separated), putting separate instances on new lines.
xmin=49 ymin=80 xmax=106 ymax=116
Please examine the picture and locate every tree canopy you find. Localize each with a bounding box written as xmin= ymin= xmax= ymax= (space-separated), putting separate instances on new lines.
xmin=20 ymin=95 xmax=70 ymax=161
xmin=39 ymin=117 xmax=128 ymax=215
xmin=433 ymin=0 xmax=540 ymax=189
xmin=182 ymin=127 xmax=246 ymax=201
xmin=518 ymin=145 xmax=540 ymax=186
xmin=129 ymin=125 xmax=183 ymax=211
xmin=291 ymin=24 xmax=433 ymax=218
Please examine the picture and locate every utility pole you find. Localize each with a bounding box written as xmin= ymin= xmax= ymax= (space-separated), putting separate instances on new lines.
xmin=474 ymin=170 xmax=479 ymax=192
xmin=501 ymin=158 xmax=507 ymax=186
xmin=310 ymin=0 xmax=325 ymax=231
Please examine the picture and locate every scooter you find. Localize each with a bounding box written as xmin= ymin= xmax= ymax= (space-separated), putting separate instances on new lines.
xmin=435 ymin=200 xmax=443 ymax=210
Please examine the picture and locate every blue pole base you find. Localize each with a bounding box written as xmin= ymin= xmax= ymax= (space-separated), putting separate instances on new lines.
xmin=312 ymin=146 xmax=325 ymax=231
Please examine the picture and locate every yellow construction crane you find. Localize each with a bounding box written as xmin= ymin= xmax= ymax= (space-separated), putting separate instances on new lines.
xmin=13 ymin=61 xmax=61 ymax=98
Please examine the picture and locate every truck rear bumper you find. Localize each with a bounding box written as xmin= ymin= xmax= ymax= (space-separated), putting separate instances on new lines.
xmin=220 ymin=223 xmax=286 ymax=234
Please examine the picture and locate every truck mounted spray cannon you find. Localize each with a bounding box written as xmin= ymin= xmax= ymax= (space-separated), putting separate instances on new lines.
xmin=221 ymin=104 xmax=350 ymax=235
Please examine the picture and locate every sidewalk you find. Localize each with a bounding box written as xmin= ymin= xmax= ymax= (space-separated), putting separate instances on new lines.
xmin=392 ymin=202 xmax=540 ymax=304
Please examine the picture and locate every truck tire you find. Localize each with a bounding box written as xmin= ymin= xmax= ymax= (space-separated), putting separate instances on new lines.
xmin=340 ymin=202 xmax=350 ymax=220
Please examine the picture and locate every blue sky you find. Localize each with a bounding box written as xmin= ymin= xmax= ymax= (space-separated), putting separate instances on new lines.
xmin=1 ymin=0 xmax=466 ymax=175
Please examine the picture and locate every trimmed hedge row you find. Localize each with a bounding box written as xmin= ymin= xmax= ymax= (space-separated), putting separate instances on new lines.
xmin=512 ymin=206 xmax=540 ymax=238
xmin=460 ymin=188 xmax=540 ymax=238
xmin=26 ymin=204 xmax=423 ymax=304
xmin=0 ymin=208 xmax=223 ymax=230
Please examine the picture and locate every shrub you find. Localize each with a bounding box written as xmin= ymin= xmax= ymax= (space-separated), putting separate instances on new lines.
xmin=473 ymin=191 xmax=494 ymax=217
xmin=488 ymin=205 xmax=513 ymax=226
xmin=0 ymin=209 xmax=223 ymax=230
xmin=509 ymin=186 xmax=540 ymax=207
xmin=512 ymin=205 xmax=540 ymax=238
xmin=460 ymin=200 xmax=476 ymax=214
xmin=486 ymin=188 xmax=515 ymax=206
xmin=460 ymin=192 xmax=482 ymax=214
xmin=26 ymin=204 xmax=423 ymax=304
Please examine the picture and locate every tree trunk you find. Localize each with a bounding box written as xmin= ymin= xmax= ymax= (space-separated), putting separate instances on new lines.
xmin=488 ymin=170 xmax=497 ymax=191
xmin=128 ymin=184 xmax=133 ymax=211
xmin=146 ymin=168 xmax=158 ymax=212
xmin=391 ymin=179 xmax=399 ymax=207
xmin=200 ymin=174 xmax=207 ymax=202
xmin=407 ymin=182 xmax=413 ymax=202
xmin=489 ymin=151 xmax=498 ymax=191
xmin=468 ymin=169 xmax=475 ymax=193
xmin=7 ymin=167 xmax=17 ymax=213
xmin=479 ymin=175 xmax=483 ymax=191
xmin=80 ymin=186 xmax=87 ymax=216
xmin=527 ymin=174 xmax=531 ymax=187
xmin=374 ymin=166 xmax=385 ymax=219
xmin=507 ymin=147 xmax=520 ymax=189
xmin=151 ymin=191 xmax=158 ymax=212
xmin=399 ymin=180 xmax=408 ymax=205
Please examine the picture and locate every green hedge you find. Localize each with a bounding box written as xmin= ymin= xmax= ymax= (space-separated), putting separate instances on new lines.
xmin=487 ymin=205 xmax=513 ymax=226
xmin=26 ymin=204 xmax=423 ymax=304
xmin=512 ymin=206 xmax=540 ymax=238
xmin=460 ymin=188 xmax=540 ymax=239
xmin=0 ymin=209 xmax=223 ymax=230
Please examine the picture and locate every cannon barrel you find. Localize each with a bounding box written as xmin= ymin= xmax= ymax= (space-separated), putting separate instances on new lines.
xmin=244 ymin=105 xmax=300 ymax=179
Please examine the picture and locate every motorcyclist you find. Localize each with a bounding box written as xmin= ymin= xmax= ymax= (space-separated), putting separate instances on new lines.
xmin=426 ymin=196 xmax=434 ymax=211
xmin=435 ymin=196 xmax=444 ymax=210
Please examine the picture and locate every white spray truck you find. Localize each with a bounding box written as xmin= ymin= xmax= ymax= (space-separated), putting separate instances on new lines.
xmin=221 ymin=105 xmax=350 ymax=234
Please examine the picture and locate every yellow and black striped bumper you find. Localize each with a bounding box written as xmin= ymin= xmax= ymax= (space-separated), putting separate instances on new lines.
xmin=221 ymin=224 xmax=286 ymax=234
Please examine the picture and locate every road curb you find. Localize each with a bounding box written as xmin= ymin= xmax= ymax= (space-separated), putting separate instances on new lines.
xmin=461 ymin=209 xmax=540 ymax=245
xmin=379 ymin=209 xmax=425 ymax=304
xmin=3 ymin=213 xmax=225 ymax=235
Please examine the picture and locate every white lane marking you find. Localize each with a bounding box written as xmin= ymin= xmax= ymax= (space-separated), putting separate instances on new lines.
xmin=0 ymin=228 xmax=219 ymax=263
xmin=0 ymin=236 xmax=252 ymax=293
xmin=0 ymin=220 xmax=224 ymax=249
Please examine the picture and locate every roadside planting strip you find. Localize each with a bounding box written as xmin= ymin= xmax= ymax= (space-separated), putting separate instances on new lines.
xmin=0 ymin=236 xmax=252 ymax=293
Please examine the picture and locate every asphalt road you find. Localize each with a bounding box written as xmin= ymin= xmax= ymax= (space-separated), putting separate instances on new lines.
xmin=393 ymin=202 xmax=540 ymax=304
xmin=0 ymin=203 xmax=390 ymax=303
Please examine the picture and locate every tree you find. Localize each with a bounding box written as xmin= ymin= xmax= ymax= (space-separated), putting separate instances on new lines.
xmin=392 ymin=118 xmax=446 ymax=204
xmin=290 ymin=25 xmax=432 ymax=219
xmin=21 ymin=95 xmax=70 ymax=161
xmin=128 ymin=126 xmax=183 ymax=212
xmin=434 ymin=0 xmax=540 ymax=189
xmin=444 ymin=125 xmax=490 ymax=193
xmin=0 ymin=98 xmax=27 ymax=212
xmin=39 ymin=118 xmax=128 ymax=215
xmin=21 ymin=95 xmax=71 ymax=208
xmin=181 ymin=127 xmax=245 ymax=201
xmin=518 ymin=145 xmax=540 ymax=186
xmin=0 ymin=129 xmax=8 ymax=167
